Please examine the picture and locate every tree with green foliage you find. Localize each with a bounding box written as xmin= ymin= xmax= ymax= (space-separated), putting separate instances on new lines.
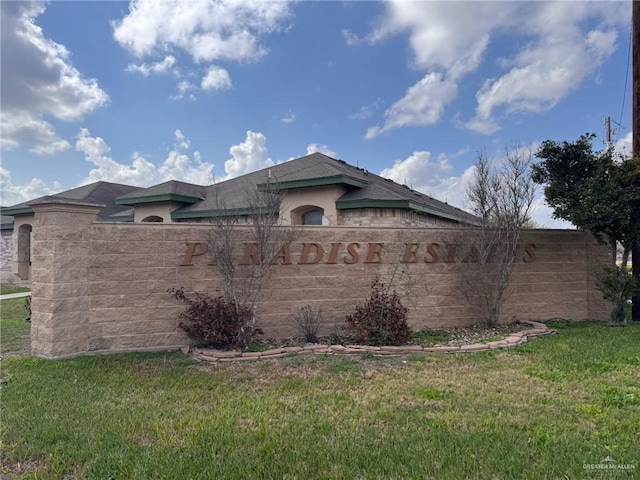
xmin=534 ymin=134 xmax=640 ymax=266
xmin=533 ymin=134 xmax=640 ymax=320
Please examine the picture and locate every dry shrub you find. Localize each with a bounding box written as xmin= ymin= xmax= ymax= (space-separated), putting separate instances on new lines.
xmin=345 ymin=277 xmax=411 ymax=346
xmin=169 ymin=287 xmax=260 ymax=349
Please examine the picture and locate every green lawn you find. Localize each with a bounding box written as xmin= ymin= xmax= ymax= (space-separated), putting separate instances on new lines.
xmin=1 ymin=298 xmax=31 ymax=356
xmin=1 ymin=300 xmax=639 ymax=479
xmin=0 ymin=285 xmax=31 ymax=296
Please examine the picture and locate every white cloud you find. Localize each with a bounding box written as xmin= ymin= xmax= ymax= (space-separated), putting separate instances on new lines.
xmin=113 ymin=0 xmax=292 ymax=93
xmin=384 ymin=156 xmax=474 ymax=210
xmin=174 ymin=129 xmax=190 ymax=150
xmin=281 ymin=110 xmax=296 ymax=124
xmin=125 ymin=55 xmax=176 ymax=76
xmin=367 ymin=2 xmax=512 ymax=72
xmin=348 ymin=106 xmax=372 ymax=121
xmin=361 ymin=1 xmax=628 ymax=137
xmin=529 ymin=196 xmax=574 ymax=229
xmin=201 ymin=65 xmax=232 ymax=91
xmin=0 ymin=1 xmax=108 ymax=154
xmin=614 ymin=131 xmax=633 ymax=157
xmin=1 ymin=111 xmax=71 ymax=155
xmin=171 ymin=81 xmax=197 ymax=100
xmin=468 ymin=18 xmax=618 ymax=131
xmin=342 ymin=28 xmax=363 ymax=47
xmin=365 ymin=73 xmax=458 ymax=139
xmin=306 ymin=143 xmax=337 ymax=158
xmin=0 ymin=166 xmax=63 ymax=206
xmin=222 ymin=131 xmax=273 ymax=180
xmin=379 ymin=151 xmax=459 ymax=198
xmin=378 ymin=148 xmax=570 ymax=227
xmin=76 ymin=128 xmax=213 ymax=186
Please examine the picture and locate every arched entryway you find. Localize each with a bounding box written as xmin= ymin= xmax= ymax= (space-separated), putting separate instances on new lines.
xmin=16 ymin=224 xmax=32 ymax=280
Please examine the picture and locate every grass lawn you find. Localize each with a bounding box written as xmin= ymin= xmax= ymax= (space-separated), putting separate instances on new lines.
xmin=0 ymin=285 xmax=31 ymax=296
xmin=1 ymin=298 xmax=31 ymax=356
xmin=1 ymin=301 xmax=639 ymax=479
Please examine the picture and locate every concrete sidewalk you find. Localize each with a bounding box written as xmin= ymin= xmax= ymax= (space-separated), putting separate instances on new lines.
xmin=0 ymin=292 xmax=31 ymax=300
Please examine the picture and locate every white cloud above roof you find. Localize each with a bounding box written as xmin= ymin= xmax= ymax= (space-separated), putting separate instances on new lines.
xmin=76 ymin=128 xmax=213 ymax=186
xmin=0 ymin=1 xmax=108 ymax=154
xmin=306 ymin=144 xmax=336 ymax=158
xmin=379 ymin=146 xmax=574 ymax=228
xmin=222 ymin=131 xmax=274 ymax=181
xmin=0 ymin=166 xmax=62 ymax=206
xmin=379 ymin=150 xmax=464 ymax=205
xmin=359 ymin=0 xmax=627 ymax=138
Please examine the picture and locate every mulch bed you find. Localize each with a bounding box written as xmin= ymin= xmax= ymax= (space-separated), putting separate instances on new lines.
xmin=252 ymin=321 xmax=530 ymax=350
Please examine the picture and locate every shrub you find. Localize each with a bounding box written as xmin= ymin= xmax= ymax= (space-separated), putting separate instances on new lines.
xmin=24 ymin=296 xmax=31 ymax=322
xmin=346 ymin=277 xmax=411 ymax=346
xmin=289 ymin=305 xmax=325 ymax=343
xmin=168 ymin=287 xmax=260 ymax=349
xmin=593 ymin=265 xmax=637 ymax=324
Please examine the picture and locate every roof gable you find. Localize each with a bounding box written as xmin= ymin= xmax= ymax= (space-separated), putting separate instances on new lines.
xmin=171 ymin=153 xmax=479 ymax=223
xmin=116 ymin=180 xmax=206 ymax=206
xmin=1 ymin=181 xmax=141 ymax=220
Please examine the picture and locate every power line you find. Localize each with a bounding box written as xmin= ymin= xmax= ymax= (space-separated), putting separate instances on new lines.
xmin=615 ymin=20 xmax=632 ymax=144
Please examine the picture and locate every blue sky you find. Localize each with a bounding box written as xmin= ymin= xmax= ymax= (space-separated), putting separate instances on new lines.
xmin=0 ymin=0 xmax=634 ymax=227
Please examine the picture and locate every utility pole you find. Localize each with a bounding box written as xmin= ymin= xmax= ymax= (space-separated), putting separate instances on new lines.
xmin=605 ymin=116 xmax=612 ymax=149
xmin=632 ymin=0 xmax=640 ymax=321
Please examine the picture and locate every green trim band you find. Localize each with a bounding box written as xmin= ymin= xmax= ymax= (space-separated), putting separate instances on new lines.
xmin=116 ymin=193 xmax=202 ymax=206
xmin=0 ymin=207 xmax=33 ymax=216
xmin=336 ymin=199 xmax=410 ymax=210
xmin=171 ymin=207 xmax=278 ymax=220
xmin=258 ymin=175 xmax=369 ymax=191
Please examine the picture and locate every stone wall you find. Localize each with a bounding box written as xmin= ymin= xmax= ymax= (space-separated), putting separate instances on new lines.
xmin=0 ymin=228 xmax=31 ymax=285
xmin=0 ymin=230 xmax=13 ymax=271
xmin=29 ymin=202 xmax=612 ymax=358
xmin=339 ymin=208 xmax=458 ymax=227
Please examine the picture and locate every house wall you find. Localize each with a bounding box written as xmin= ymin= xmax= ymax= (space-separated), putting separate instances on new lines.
xmin=339 ymin=208 xmax=458 ymax=227
xmin=134 ymin=201 xmax=185 ymax=223
xmin=281 ymin=185 xmax=347 ymax=225
xmin=1 ymin=229 xmax=13 ymax=271
xmin=28 ymin=202 xmax=611 ymax=358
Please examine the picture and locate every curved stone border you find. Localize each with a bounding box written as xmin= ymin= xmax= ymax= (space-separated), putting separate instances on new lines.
xmin=189 ymin=321 xmax=554 ymax=363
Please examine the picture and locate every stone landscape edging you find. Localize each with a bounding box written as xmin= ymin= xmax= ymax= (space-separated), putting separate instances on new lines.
xmin=188 ymin=320 xmax=554 ymax=363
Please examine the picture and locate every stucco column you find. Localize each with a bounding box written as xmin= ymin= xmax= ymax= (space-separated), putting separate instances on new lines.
xmin=30 ymin=200 xmax=102 ymax=358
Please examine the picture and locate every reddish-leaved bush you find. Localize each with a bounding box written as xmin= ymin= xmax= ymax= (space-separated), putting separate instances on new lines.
xmin=345 ymin=277 xmax=411 ymax=346
xmin=168 ymin=287 xmax=260 ymax=349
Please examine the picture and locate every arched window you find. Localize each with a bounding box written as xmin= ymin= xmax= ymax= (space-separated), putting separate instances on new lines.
xmin=301 ymin=208 xmax=324 ymax=226
xmin=141 ymin=215 xmax=164 ymax=223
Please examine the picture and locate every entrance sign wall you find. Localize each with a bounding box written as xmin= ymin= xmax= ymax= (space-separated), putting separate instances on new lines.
xmin=30 ymin=202 xmax=610 ymax=358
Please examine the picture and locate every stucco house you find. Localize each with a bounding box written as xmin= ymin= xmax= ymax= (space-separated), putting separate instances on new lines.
xmin=1 ymin=152 xmax=477 ymax=281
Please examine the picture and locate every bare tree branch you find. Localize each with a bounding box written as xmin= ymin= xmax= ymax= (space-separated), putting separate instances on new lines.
xmin=462 ymin=145 xmax=537 ymax=327
xmin=207 ymin=177 xmax=298 ymax=347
